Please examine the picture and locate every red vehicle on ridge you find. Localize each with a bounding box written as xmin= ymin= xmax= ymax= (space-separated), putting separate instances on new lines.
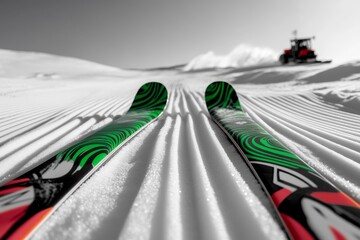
xmin=279 ymin=37 xmax=331 ymax=64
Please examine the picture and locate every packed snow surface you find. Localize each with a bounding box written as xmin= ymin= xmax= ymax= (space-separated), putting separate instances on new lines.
xmin=0 ymin=49 xmax=360 ymax=240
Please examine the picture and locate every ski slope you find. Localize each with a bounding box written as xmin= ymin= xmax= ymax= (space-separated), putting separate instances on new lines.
xmin=0 ymin=50 xmax=359 ymax=239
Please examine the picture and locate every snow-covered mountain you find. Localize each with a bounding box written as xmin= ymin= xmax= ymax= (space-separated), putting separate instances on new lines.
xmin=183 ymin=44 xmax=278 ymax=71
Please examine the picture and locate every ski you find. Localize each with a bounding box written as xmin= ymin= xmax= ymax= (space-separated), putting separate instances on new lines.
xmin=0 ymin=82 xmax=168 ymax=239
xmin=205 ymin=81 xmax=360 ymax=240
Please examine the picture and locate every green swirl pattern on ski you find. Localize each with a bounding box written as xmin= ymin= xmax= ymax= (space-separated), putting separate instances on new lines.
xmin=57 ymin=82 xmax=167 ymax=167
xmin=205 ymin=80 xmax=242 ymax=111
xmin=206 ymin=81 xmax=312 ymax=171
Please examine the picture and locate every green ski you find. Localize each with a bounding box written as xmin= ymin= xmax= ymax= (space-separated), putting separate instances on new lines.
xmin=205 ymin=81 xmax=360 ymax=240
xmin=0 ymin=82 xmax=168 ymax=239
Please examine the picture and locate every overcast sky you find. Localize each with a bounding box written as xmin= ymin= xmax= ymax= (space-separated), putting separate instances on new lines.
xmin=0 ymin=0 xmax=359 ymax=68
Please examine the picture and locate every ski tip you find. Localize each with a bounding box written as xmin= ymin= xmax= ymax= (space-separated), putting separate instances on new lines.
xmin=129 ymin=82 xmax=168 ymax=114
xmin=205 ymin=81 xmax=242 ymax=112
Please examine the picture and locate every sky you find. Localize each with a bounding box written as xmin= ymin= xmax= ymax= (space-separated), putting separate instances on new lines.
xmin=0 ymin=0 xmax=359 ymax=68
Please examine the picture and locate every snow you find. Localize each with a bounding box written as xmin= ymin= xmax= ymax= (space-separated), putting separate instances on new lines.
xmin=0 ymin=49 xmax=360 ymax=239
xmin=0 ymin=49 xmax=121 ymax=78
xmin=183 ymin=44 xmax=278 ymax=71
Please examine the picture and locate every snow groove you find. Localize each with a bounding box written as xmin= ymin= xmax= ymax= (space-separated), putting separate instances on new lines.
xmin=1 ymin=61 xmax=360 ymax=240
xmin=26 ymin=86 xmax=287 ymax=240
xmin=241 ymin=95 xmax=360 ymax=200
xmin=0 ymin=94 xmax=133 ymax=183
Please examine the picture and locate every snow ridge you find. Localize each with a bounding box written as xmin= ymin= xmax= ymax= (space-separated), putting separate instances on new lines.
xmin=184 ymin=44 xmax=277 ymax=71
xmin=33 ymin=86 xmax=286 ymax=240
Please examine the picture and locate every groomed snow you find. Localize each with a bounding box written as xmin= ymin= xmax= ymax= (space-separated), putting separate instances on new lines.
xmin=0 ymin=49 xmax=359 ymax=239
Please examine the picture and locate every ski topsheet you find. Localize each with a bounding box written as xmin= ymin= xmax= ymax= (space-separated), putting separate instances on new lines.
xmin=205 ymin=81 xmax=360 ymax=240
xmin=0 ymin=82 xmax=168 ymax=239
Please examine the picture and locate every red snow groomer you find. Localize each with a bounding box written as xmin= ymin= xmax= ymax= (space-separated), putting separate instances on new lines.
xmin=279 ymin=37 xmax=329 ymax=64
